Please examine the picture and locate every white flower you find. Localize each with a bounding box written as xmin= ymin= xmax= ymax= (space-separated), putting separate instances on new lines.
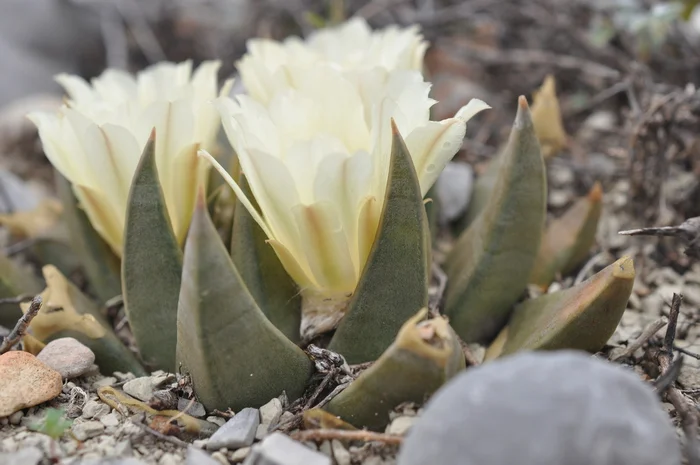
xmin=237 ymin=16 xmax=428 ymax=104
xmin=202 ymin=64 xmax=489 ymax=337
xmin=28 ymin=60 xmax=233 ymax=257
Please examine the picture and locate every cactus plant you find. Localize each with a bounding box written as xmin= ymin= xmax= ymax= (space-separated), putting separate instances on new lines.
xmin=1 ymin=17 xmax=637 ymax=433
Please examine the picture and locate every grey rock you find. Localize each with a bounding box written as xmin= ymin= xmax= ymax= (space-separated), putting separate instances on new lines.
xmin=37 ymin=337 xmax=96 ymax=379
xmin=255 ymin=423 xmax=268 ymax=440
xmin=259 ymin=398 xmax=283 ymax=426
xmin=82 ymin=399 xmax=110 ymax=420
xmin=206 ymin=415 xmax=226 ymax=427
xmin=398 ymin=351 xmax=681 ymax=465
xmin=435 ymin=162 xmax=474 ymax=223
xmin=0 ymin=446 xmax=43 ymax=465
xmin=122 ymin=377 xmax=157 ymax=402
xmin=331 ymin=440 xmax=351 ymax=465
xmin=206 ymin=408 xmax=260 ymax=450
xmin=72 ymin=420 xmax=105 ymax=441
xmin=81 ymin=459 xmax=149 ymax=465
xmin=231 ymin=447 xmax=251 ymax=462
xmin=178 ymin=397 xmax=206 ymax=418
xmin=187 ymin=447 xmax=220 ymax=465
xmin=243 ymin=432 xmax=331 ymax=465
xmin=93 ymin=377 xmax=117 ymax=389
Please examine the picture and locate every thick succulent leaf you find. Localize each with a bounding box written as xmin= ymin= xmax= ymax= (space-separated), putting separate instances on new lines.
xmin=176 ymin=194 xmax=313 ymax=411
xmin=530 ymin=182 xmax=603 ymax=289
xmin=22 ymin=265 xmax=146 ymax=376
xmin=0 ymin=251 xmax=43 ymax=328
xmin=231 ymin=175 xmax=301 ymax=343
xmin=445 ymin=97 xmax=546 ymax=343
xmin=122 ymin=131 xmax=182 ymax=372
xmin=530 ymin=74 xmax=568 ymax=159
xmin=324 ymin=309 xmax=464 ymax=431
xmin=486 ymin=256 xmax=635 ymax=360
xmin=328 ymin=121 xmax=431 ymax=364
xmin=56 ymin=173 xmax=122 ymax=303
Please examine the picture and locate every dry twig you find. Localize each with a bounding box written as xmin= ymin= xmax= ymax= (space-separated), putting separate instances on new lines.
xmin=656 ymin=294 xmax=700 ymax=465
xmin=612 ymin=317 xmax=667 ymax=361
xmin=291 ymin=429 xmax=403 ymax=445
xmin=0 ymin=295 xmax=42 ymax=354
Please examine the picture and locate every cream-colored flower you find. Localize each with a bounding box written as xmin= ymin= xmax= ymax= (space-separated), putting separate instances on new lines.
xmin=237 ymin=16 xmax=428 ymax=104
xmin=28 ymin=60 xmax=233 ymax=257
xmin=202 ymin=65 xmax=489 ymax=338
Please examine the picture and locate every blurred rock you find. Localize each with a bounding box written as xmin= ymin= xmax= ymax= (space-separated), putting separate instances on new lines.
xmin=37 ymin=337 xmax=96 ymax=379
xmin=398 ymin=351 xmax=680 ymax=465
xmin=243 ymin=432 xmax=331 ymax=465
xmin=0 ymin=351 xmax=63 ymax=417
xmin=206 ymin=408 xmax=259 ymax=451
xmin=436 ymin=162 xmax=474 ymax=223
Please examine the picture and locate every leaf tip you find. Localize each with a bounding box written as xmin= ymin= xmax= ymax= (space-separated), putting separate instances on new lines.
xmin=390 ymin=118 xmax=400 ymax=136
xmin=611 ymin=255 xmax=635 ymax=280
xmin=515 ymin=96 xmax=533 ymax=129
xmin=588 ymin=182 xmax=603 ymax=203
xmin=149 ymin=127 xmax=156 ymax=142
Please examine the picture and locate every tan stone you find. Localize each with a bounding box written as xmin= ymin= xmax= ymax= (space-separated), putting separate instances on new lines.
xmin=0 ymin=350 xmax=62 ymax=417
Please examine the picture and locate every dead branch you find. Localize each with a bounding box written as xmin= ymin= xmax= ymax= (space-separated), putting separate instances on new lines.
xmin=0 ymin=295 xmax=42 ymax=354
xmin=612 ymin=317 xmax=667 ymax=361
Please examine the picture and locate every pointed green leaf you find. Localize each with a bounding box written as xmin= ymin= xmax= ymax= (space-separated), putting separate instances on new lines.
xmin=56 ymin=172 xmax=122 ymax=303
xmin=530 ymin=182 xmax=603 ymax=289
xmin=486 ymin=256 xmax=635 ymax=360
xmin=122 ymin=132 xmax=182 ymax=372
xmin=24 ymin=265 xmax=146 ymax=376
xmin=328 ymin=121 xmax=431 ymax=364
xmin=231 ymin=175 xmax=301 ymax=343
xmin=0 ymin=251 xmax=43 ymax=328
xmin=176 ymin=194 xmax=313 ymax=411
xmin=325 ymin=309 xmax=464 ymax=431
xmin=445 ymin=96 xmax=546 ymax=343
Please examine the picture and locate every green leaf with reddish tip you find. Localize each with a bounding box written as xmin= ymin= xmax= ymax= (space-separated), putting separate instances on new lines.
xmin=325 ymin=309 xmax=465 ymax=431
xmin=445 ymin=96 xmax=547 ymax=344
xmin=530 ymin=182 xmax=604 ymax=289
xmin=122 ymin=133 xmax=182 ymax=372
xmin=0 ymin=251 xmax=43 ymax=328
xmin=56 ymin=172 xmax=122 ymax=303
xmin=25 ymin=265 xmax=146 ymax=376
xmin=231 ymin=175 xmax=301 ymax=343
xmin=176 ymin=195 xmax=312 ymax=411
xmin=328 ymin=121 xmax=431 ymax=364
xmin=486 ymin=256 xmax=635 ymax=360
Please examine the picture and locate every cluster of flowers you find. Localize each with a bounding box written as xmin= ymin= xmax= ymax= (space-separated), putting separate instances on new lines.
xmin=29 ymin=18 xmax=488 ymax=311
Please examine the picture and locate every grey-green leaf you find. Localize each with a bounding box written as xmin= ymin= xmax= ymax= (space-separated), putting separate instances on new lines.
xmin=176 ymin=194 xmax=313 ymax=411
xmin=445 ymin=96 xmax=546 ymax=343
xmin=328 ymin=120 xmax=431 ymax=364
xmin=122 ymin=131 xmax=182 ymax=372
xmin=231 ymin=175 xmax=301 ymax=343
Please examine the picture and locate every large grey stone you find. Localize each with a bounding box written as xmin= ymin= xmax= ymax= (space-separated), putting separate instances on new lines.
xmin=206 ymin=408 xmax=259 ymax=450
xmin=398 ymin=351 xmax=681 ymax=465
xmin=37 ymin=337 xmax=96 ymax=379
xmin=243 ymin=433 xmax=331 ymax=465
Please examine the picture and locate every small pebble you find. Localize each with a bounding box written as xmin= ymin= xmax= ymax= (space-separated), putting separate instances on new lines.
xmin=211 ymin=451 xmax=229 ymax=465
xmin=245 ymin=432 xmax=331 ymax=465
xmin=398 ymin=351 xmax=681 ymax=465
xmin=178 ymin=397 xmax=206 ymax=418
xmin=36 ymin=337 xmax=95 ymax=379
xmin=230 ymin=446 xmax=250 ymax=462
xmin=387 ymin=416 xmax=414 ymax=436
xmin=255 ymin=423 xmax=268 ymax=440
xmin=206 ymin=416 xmax=226 ymax=428
xmin=331 ymin=440 xmax=351 ymax=465
xmin=186 ymin=447 xmax=219 ymax=465
xmin=82 ymin=400 xmax=110 ymax=420
xmin=206 ymin=408 xmax=259 ymax=450
xmin=8 ymin=410 xmax=24 ymax=425
xmin=0 ymin=446 xmax=44 ymax=465
xmin=0 ymin=351 xmax=62 ymax=417
xmin=93 ymin=377 xmax=117 ymax=389
xmin=72 ymin=420 xmax=105 ymax=441
xmin=259 ymin=398 xmax=283 ymax=426
xmin=100 ymin=412 xmax=120 ymax=428
xmin=159 ymin=452 xmax=179 ymax=465
xmin=123 ymin=376 xmax=158 ymax=402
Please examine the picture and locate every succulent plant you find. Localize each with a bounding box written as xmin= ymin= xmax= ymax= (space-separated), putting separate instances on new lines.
xmin=0 ymin=18 xmax=636 ymax=432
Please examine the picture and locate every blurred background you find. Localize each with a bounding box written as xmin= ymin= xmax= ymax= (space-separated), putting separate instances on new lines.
xmin=3 ymin=0 xmax=700 ymax=265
